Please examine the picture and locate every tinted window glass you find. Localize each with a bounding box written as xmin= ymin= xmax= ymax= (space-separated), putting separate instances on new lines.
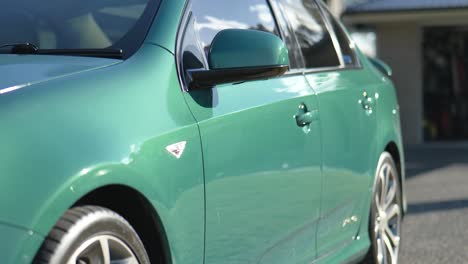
xmin=191 ymin=0 xmax=279 ymax=56
xmin=320 ymin=4 xmax=359 ymax=66
xmin=180 ymin=15 xmax=208 ymax=86
xmin=269 ymin=0 xmax=304 ymax=69
xmin=0 ymin=0 xmax=160 ymax=59
xmin=280 ymin=0 xmax=340 ymax=69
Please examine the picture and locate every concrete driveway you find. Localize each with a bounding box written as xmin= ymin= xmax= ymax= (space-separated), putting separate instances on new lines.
xmin=399 ymin=143 xmax=468 ymax=263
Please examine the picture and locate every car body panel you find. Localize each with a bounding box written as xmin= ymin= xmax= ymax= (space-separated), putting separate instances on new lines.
xmin=0 ymin=55 xmax=121 ymax=90
xmin=305 ymin=66 xmax=378 ymax=256
xmin=309 ymin=48 xmax=406 ymax=263
xmin=314 ymin=236 xmax=369 ymax=264
xmin=0 ymin=45 xmax=205 ymax=264
xmin=351 ymin=52 xmax=407 ymax=251
xmin=183 ymin=73 xmax=322 ymax=263
xmin=0 ymin=223 xmax=44 ymax=264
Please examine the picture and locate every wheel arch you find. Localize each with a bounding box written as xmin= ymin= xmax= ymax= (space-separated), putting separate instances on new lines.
xmin=29 ymin=164 xmax=177 ymax=264
xmin=383 ymin=141 xmax=407 ymax=215
xmin=385 ymin=142 xmax=402 ymax=188
xmin=73 ymin=184 xmax=172 ymax=264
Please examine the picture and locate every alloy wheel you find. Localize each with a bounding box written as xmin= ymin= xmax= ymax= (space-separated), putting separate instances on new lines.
xmin=67 ymin=235 xmax=139 ymax=264
xmin=374 ymin=162 xmax=402 ymax=264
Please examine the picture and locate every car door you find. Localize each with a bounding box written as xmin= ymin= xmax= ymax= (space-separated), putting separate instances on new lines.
xmin=281 ymin=0 xmax=378 ymax=256
xmin=177 ymin=0 xmax=322 ymax=263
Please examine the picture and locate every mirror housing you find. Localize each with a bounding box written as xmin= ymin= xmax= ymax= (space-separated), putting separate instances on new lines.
xmin=368 ymin=57 xmax=392 ymax=77
xmin=188 ymin=29 xmax=289 ymax=90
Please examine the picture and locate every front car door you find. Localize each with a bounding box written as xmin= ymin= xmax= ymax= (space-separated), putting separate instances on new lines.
xmin=280 ymin=0 xmax=378 ymax=256
xmin=177 ymin=0 xmax=323 ymax=263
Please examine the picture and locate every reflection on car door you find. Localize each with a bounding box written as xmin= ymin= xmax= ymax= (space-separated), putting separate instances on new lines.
xmin=178 ymin=0 xmax=323 ymax=263
xmin=280 ymin=0 xmax=378 ymax=256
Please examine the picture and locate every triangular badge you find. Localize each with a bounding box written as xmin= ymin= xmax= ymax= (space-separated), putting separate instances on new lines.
xmin=166 ymin=141 xmax=187 ymax=159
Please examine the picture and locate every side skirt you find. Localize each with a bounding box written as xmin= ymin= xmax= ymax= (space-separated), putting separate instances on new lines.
xmin=313 ymin=234 xmax=370 ymax=264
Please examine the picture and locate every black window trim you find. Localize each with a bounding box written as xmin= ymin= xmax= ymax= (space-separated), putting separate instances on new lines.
xmin=317 ymin=1 xmax=346 ymax=67
xmin=272 ymin=0 xmax=343 ymax=74
xmin=271 ymin=0 xmax=363 ymax=76
xmin=268 ymin=0 xmax=306 ymax=70
xmin=316 ymin=0 xmax=362 ymax=69
xmin=175 ymin=0 xmax=194 ymax=92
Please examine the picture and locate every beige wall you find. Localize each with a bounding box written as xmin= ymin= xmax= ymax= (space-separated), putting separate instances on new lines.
xmin=344 ymin=10 xmax=468 ymax=144
xmin=376 ymin=23 xmax=423 ymax=144
xmin=327 ymin=0 xmax=345 ymax=17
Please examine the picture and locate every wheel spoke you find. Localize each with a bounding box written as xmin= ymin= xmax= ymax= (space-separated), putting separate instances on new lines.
xmin=378 ymin=168 xmax=387 ymax=209
xmin=384 ymin=178 xmax=396 ymax=210
xmin=381 ymin=234 xmax=388 ymax=264
xmin=374 ymin=220 xmax=380 ymax=233
xmin=385 ymin=204 xmax=401 ymax=248
xmin=375 ymin=191 xmax=381 ymax=211
xmin=385 ymin=225 xmax=400 ymax=248
xmin=99 ymin=237 xmax=111 ymax=264
xmin=383 ymin=232 xmax=397 ymax=264
xmin=67 ymin=235 xmax=139 ymax=264
xmin=377 ymin=235 xmax=385 ymax=264
xmin=386 ymin=204 xmax=401 ymax=221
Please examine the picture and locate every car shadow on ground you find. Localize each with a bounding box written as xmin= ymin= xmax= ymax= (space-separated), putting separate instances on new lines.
xmin=408 ymin=199 xmax=468 ymax=214
xmin=399 ymin=143 xmax=468 ymax=263
xmin=405 ymin=142 xmax=468 ymax=178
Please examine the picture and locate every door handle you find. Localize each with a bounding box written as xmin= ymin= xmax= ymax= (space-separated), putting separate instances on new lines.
xmin=295 ymin=111 xmax=318 ymax=127
xmin=294 ymin=104 xmax=319 ymax=127
xmin=360 ymin=91 xmax=375 ymax=111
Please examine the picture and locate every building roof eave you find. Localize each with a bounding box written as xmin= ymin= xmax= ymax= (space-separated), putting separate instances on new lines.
xmin=343 ymin=8 xmax=468 ymax=25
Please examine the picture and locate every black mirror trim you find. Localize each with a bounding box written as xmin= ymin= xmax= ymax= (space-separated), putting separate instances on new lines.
xmin=187 ymin=65 xmax=289 ymax=90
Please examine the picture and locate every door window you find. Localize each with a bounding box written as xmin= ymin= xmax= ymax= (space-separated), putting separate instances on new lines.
xmin=269 ymin=0 xmax=305 ymax=69
xmin=280 ymin=0 xmax=340 ymax=69
xmin=179 ymin=0 xmax=281 ymax=87
xmin=319 ymin=3 xmax=360 ymax=67
xmin=190 ymin=0 xmax=279 ymax=57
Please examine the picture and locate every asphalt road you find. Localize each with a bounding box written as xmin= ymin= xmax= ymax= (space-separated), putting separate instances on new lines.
xmin=399 ymin=143 xmax=468 ymax=263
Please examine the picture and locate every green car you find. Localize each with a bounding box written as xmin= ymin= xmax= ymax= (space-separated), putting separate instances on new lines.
xmin=0 ymin=0 xmax=406 ymax=263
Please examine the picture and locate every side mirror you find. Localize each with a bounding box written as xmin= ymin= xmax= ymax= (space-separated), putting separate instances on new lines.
xmin=368 ymin=57 xmax=392 ymax=77
xmin=188 ymin=29 xmax=289 ymax=90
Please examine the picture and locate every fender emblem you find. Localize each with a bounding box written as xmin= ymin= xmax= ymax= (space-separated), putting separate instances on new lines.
xmin=166 ymin=141 xmax=187 ymax=159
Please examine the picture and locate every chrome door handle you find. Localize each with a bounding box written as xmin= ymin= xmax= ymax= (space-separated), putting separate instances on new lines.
xmin=360 ymin=91 xmax=375 ymax=111
xmin=294 ymin=104 xmax=319 ymax=127
xmin=361 ymin=97 xmax=375 ymax=109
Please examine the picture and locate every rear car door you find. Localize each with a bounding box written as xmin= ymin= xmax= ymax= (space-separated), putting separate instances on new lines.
xmin=281 ymin=0 xmax=378 ymax=256
xmin=177 ymin=0 xmax=323 ymax=263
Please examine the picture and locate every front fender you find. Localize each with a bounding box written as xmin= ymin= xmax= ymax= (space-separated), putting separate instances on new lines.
xmin=0 ymin=45 xmax=205 ymax=264
xmin=33 ymin=163 xmax=169 ymax=236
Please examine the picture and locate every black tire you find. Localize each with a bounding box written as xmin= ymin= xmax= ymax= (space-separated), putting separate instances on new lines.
xmin=34 ymin=206 xmax=150 ymax=264
xmin=362 ymin=152 xmax=402 ymax=264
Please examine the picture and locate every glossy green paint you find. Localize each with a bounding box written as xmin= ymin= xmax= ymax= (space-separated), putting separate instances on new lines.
xmin=183 ymin=73 xmax=322 ymax=264
xmin=304 ymin=66 xmax=379 ymax=256
xmin=366 ymin=54 xmax=407 ymax=215
xmin=0 ymin=0 xmax=406 ymax=263
xmin=209 ymin=29 xmax=289 ymax=69
xmin=0 ymin=224 xmax=44 ymax=263
xmin=312 ymin=47 xmax=406 ymax=263
xmin=0 ymin=45 xmax=205 ymax=264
